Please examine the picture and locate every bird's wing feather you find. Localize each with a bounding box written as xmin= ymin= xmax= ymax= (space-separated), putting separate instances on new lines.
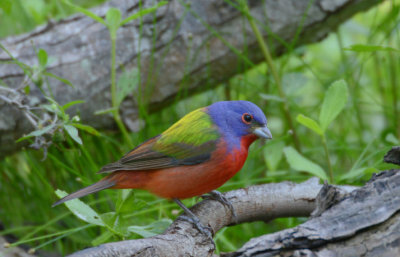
xmin=98 ymin=108 xmax=220 ymax=173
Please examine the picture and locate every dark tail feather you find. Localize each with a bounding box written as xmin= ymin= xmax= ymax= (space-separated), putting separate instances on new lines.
xmin=52 ymin=178 xmax=116 ymax=207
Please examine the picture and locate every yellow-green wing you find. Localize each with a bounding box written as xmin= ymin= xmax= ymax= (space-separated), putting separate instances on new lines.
xmin=98 ymin=108 xmax=220 ymax=173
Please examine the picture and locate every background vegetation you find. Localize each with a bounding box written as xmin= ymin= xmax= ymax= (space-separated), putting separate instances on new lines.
xmin=0 ymin=0 xmax=399 ymax=255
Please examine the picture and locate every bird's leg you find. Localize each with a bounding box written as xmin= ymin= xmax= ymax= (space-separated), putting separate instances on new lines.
xmin=202 ymin=190 xmax=237 ymax=223
xmin=173 ymin=199 xmax=214 ymax=242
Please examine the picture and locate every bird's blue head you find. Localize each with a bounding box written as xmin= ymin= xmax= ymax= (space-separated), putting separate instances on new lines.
xmin=207 ymin=101 xmax=272 ymax=149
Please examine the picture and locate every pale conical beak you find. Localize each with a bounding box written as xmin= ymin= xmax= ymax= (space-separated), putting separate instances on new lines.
xmin=253 ymin=126 xmax=272 ymax=139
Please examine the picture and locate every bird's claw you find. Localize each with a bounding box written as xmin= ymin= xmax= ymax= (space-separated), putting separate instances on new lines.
xmin=202 ymin=190 xmax=238 ymax=223
xmin=173 ymin=198 xmax=215 ymax=247
xmin=179 ymin=215 xmax=214 ymax=243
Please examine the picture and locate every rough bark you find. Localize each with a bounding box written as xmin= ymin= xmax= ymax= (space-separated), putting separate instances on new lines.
xmin=0 ymin=0 xmax=382 ymax=158
xmin=67 ymin=178 xmax=356 ymax=257
xmin=67 ymin=169 xmax=400 ymax=257
xmin=384 ymin=146 xmax=400 ymax=166
xmin=226 ymin=170 xmax=400 ymax=257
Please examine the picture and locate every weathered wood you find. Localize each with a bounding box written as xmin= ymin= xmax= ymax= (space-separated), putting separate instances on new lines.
xmin=0 ymin=0 xmax=382 ymax=158
xmin=67 ymin=169 xmax=400 ymax=257
xmin=66 ymin=145 xmax=400 ymax=257
xmin=225 ymin=169 xmax=400 ymax=257
xmin=384 ymin=146 xmax=400 ymax=166
xmin=68 ymin=178 xmax=357 ymax=257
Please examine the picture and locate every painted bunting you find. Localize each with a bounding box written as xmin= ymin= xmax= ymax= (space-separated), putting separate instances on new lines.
xmin=53 ymin=100 xmax=271 ymax=235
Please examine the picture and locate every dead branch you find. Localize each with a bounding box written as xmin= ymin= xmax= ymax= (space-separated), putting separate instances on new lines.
xmin=0 ymin=0 xmax=382 ymax=158
xmin=66 ymin=168 xmax=400 ymax=257
xmin=68 ymin=178 xmax=356 ymax=257
xmin=225 ymin=170 xmax=400 ymax=257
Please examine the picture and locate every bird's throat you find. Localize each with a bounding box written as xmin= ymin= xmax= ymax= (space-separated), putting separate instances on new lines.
xmin=241 ymin=134 xmax=258 ymax=149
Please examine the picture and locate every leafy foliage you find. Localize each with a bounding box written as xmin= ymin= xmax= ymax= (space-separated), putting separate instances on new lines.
xmin=55 ymin=190 xmax=104 ymax=226
xmin=344 ymin=44 xmax=399 ymax=53
xmin=0 ymin=0 xmax=399 ymax=256
xmin=295 ymin=80 xmax=349 ymax=182
xmin=319 ymin=80 xmax=349 ymax=132
xmin=296 ymin=114 xmax=322 ymax=135
xmin=283 ymin=147 xmax=329 ymax=181
xmin=17 ymin=96 xmax=99 ymax=148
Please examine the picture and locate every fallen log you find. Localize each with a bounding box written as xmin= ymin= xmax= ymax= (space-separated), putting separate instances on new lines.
xmin=68 ymin=148 xmax=400 ymax=256
xmin=68 ymin=178 xmax=357 ymax=257
xmin=0 ymin=0 xmax=382 ymax=158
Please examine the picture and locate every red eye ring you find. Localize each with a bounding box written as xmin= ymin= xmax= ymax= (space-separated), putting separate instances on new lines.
xmin=242 ymin=113 xmax=253 ymax=124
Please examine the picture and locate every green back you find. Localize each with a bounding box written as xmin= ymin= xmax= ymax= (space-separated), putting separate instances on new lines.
xmin=98 ymin=108 xmax=221 ymax=173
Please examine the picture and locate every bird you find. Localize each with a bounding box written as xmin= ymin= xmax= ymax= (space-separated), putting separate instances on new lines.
xmin=53 ymin=100 xmax=272 ymax=236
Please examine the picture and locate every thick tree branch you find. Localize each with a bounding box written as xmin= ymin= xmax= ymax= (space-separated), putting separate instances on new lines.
xmin=225 ymin=170 xmax=400 ymax=257
xmin=67 ymin=168 xmax=400 ymax=257
xmin=384 ymin=146 xmax=400 ymax=166
xmin=68 ymin=178 xmax=356 ymax=257
xmin=0 ymin=0 xmax=382 ymax=158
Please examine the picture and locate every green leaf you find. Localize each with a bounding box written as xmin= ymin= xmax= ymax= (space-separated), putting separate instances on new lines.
xmin=64 ymin=125 xmax=83 ymax=144
xmin=37 ymin=49 xmax=48 ymax=67
xmin=42 ymin=104 xmax=64 ymax=117
xmin=116 ymin=189 xmax=135 ymax=213
xmin=100 ymin=212 xmax=127 ymax=237
xmin=43 ymin=72 xmax=74 ymax=88
xmin=94 ymin=107 xmax=118 ymax=115
xmin=338 ymin=168 xmax=364 ymax=182
xmin=296 ymin=114 xmax=323 ymax=135
xmin=44 ymin=97 xmax=67 ymax=119
xmin=62 ymin=0 xmax=106 ymax=25
xmin=42 ymin=104 xmax=56 ymax=113
xmin=319 ymin=80 xmax=348 ymax=132
xmin=55 ymin=189 xmax=105 ymax=226
xmin=259 ymin=93 xmax=284 ymax=102
xmin=385 ymin=133 xmax=400 ymax=145
xmin=283 ymin=147 xmax=329 ymax=181
xmin=16 ymin=124 xmax=56 ymax=142
xmin=120 ymin=1 xmax=168 ymax=26
xmin=339 ymin=167 xmax=379 ymax=182
xmin=263 ymin=140 xmax=285 ymax=171
xmin=71 ymin=123 xmax=100 ymax=136
xmin=116 ymin=68 xmax=139 ymax=107
xmin=128 ymin=199 xmax=148 ymax=212
xmin=62 ymin=100 xmax=85 ymax=111
xmin=24 ymin=85 xmax=30 ymax=95
xmin=44 ymin=96 xmax=65 ymax=117
xmin=0 ymin=0 xmax=12 ymax=14
xmin=100 ymin=212 xmax=117 ymax=228
xmin=106 ymin=8 xmax=121 ymax=39
xmin=91 ymin=230 xmax=113 ymax=246
xmin=344 ymin=44 xmax=399 ymax=53
xmin=128 ymin=219 xmax=172 ymax=238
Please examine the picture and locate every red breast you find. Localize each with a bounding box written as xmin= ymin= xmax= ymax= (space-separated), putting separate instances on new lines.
xmin=111 ymin=135 xmax=258 ymax=199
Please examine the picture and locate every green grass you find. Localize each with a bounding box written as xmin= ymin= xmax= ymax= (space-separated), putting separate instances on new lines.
xmin=0 ymin=0 xmax=107 ymax=39
xmin=1 ymin=0 xmax=400 ymax=255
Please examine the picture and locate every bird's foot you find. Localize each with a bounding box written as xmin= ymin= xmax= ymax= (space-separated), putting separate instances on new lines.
xmin=202 ymin=190 xmax=238 ymax=223
xmin=173 ymin=199 xmax=215 ymax=247
xmin=179 ymin=215 xmax=214 ymax=242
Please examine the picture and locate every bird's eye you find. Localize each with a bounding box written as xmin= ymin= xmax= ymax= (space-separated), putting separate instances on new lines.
xmin=242 ymin=113 xmax=253 ymax=124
